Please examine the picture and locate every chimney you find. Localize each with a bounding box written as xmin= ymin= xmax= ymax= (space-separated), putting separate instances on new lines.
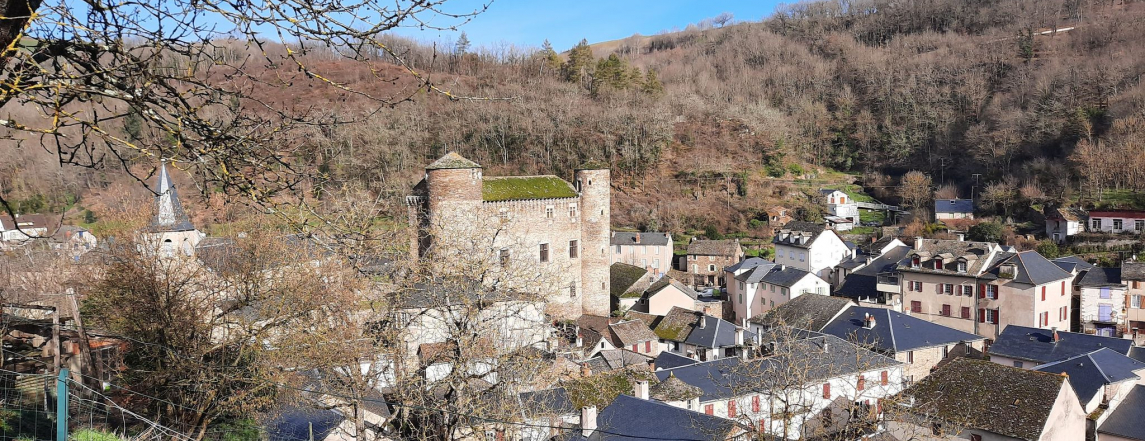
xmin=778 ymin=264 xmax=785 ymax=271
xmin=576 ymin=335 xmax=584 ymax=347
xmin=823 ymin=341 xmax=830 ymax=353
xmin=649 ymin=360 xmax=656 ymax=371
xmin=956 ymin=232 xmax=965 ymax=242
xmin=1052 ymin=327 xmax=1060 ymax=343
xmin=699 ymin=315 xmax=707 ymax=329
xmin=634 ymin=380 xmax=650 ymax=400
xmin=914 ymin=236 xmax=924 ymax=250
xmin=635 ymin=233 xmax=642 ymax=244
xmin=865 ymin=315 xmax=877 ymax=329
xmin=581 ymin=406 xmax=598 ymax=437
xmin=735 ymin=326 xmax=745 ymax=346
xmin=580 ymin=364 xmax=592 ymax=377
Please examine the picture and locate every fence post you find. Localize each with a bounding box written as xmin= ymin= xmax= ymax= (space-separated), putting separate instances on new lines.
xmin=57 ymin=368 xmax=69 ymax=441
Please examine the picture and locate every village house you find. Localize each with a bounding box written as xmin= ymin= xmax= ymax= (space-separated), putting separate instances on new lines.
xmin=584 ymin=393 xmax=748 ymax=441
xmin=898 ymin=238 xmax=1073 ymax=340
xmin=765 ymin=205 xmax=792 ymax=227
xmin=1087 ymin=210 xmax=1145 ymax=234
xmin=580 ymin=349 xmax=654 ymax=374
xmin=933 ymin=199 xmax=974 ymax=220
xmin=724 ymin=258 xmax=830 ymax=322
xmin=609 ymin=262 xmax=651 ymax=313
xmin=1122 ymin=261 xmax=1145 ymax=343
xmin=632 ymin=275 xmax=720 ymax=316
xmin=1075 ymin=266 xmax=1126 ymax=337
xmin=653 ymin=334 xmax=904 ymax=440
xmin=834 ymin=242 xmax=912 ymax=308
xmin=652 ymin=307 xmax=750 ymax=361
xmin=0 ymin=213 xmax=49 ymax=243
xmin=748 ymin=294 xmax=854 ymax=334
xmin=1096 ymin=385 xmax=1145 ymax=441
xmin=683 ymin=239 xmax=744 ymax=286
xmin=610 ymin=231 xmax=673 ymax=277
xmin=1032 ymin=348 xmax=1145 ymax=416
xmin=820 ymin=189 xmax=859 ymax=226
xmin=575 ymin=315 xmax=660 ymax=358
xmin=516 ymin=388 xmax=579 ymax=441
xmin=772 ymin=221 xmax=852 ymax=282
xmin=887 ymin=358 xmax=1085 ymax=441
xmin=987 ymin=325 xmax=1140 ymax=369
xmin=1045 ymin=206 xmax=1085 ymax=244
xmin=405 ymin=153 xmax=611 ymax=318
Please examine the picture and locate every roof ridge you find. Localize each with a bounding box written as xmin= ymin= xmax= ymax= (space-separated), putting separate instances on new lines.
xmin=884 ymin=309 xmax=898 ymax=351
xmin=1087 ymin=351 xmax=1115 ymax=383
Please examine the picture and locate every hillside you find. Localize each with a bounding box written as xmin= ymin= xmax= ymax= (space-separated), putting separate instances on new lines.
xmin=4 ymin=0 xmax=1145 ymax=239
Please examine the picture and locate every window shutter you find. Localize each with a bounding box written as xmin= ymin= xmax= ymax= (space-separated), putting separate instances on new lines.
xmin=978 ymin=308 xmax=986 ymax=323
xmin=645 ymin=341 xmax=651 ymax=353
xmin=936 ymin=283 xmax=942 ymax=294
xmin=992 ymin=310 xmax=999 ymax=324
xmin=823 ymin=383 xmax=831 ymax=399
xmin=1061 ymin=281 xmax=1066 ymax=296
xmin=995 ymin=287 xmax=1000 ymax=301
xmin=857 ymin=376 xmax=865 ymax=391
xmin=752 ymin=395 xmax=761 ymax=413
xmin=705 ymin=404 xmax=713 ymax=415
xmin=979 ymin=284 xmax=986 ymax=299
xmin=881 ymin=371 xmax=888 ymax=386
xmin=956 ymin=285 xmax=962 ymax=296
xmin=632 ymin=344 xmax=638 ymax=352
xmin=728 ymin=400 xmax=736 ymax=418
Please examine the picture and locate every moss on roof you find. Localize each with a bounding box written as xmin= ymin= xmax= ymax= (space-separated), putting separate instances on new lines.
xmin=611 ymin=263 xmax=648 ymax=297
xmin=620 ymin=291 xmax=644 ymax=299
xmin=482 ymin=176 xmax=578 ymax=202
xmin=426 ymin=152 xmax=481 ymax=170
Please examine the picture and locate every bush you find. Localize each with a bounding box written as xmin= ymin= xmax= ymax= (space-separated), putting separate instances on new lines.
xmin=71 ymin=430 xmax=123 ymax=441
xmin=968 ymin=222 xmax=1005 ymax=243
xmin=703 ymin=225 xmax=723 ymax=240
xmin=787 ymin=163 xmax=805 ymax=176
xmin=1035 ymin=241 xmax=1060 ymax=259
xmin=749 ymin=219 xmax=764 ymax=229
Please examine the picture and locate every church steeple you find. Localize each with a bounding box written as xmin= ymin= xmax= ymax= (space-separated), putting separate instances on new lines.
xmin=151 ymin=161 xmax=196 ymax=232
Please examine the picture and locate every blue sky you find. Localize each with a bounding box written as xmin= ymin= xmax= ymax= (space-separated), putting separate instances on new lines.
xmin=391 ymin=0 xmax=787 ymax=51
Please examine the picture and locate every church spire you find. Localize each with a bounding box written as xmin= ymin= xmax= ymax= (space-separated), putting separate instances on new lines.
xmin=151 ymin=160 xmax=196 ymax=232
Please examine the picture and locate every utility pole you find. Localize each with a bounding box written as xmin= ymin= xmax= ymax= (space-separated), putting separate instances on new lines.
xmin=971 ymin=174 xmax=982 ymax=201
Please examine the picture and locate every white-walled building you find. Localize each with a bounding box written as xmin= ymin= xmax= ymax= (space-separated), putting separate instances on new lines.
xmin=725 ymin=258 xmax=830 ymax=322
xmin=772 ymin=221 xmax=852 ymax=281
xmin=1087 ymin=211 xmax=1145 ymax=234
xmin=1046 ymin=207 xmax=1085 ymax=244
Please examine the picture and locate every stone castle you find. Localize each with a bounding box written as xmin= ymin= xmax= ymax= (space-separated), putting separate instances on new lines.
xmin=407 ymin=153 xmax=610 ymax=318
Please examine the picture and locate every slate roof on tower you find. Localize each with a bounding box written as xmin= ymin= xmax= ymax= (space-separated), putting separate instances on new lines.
xmin=425 ymin=152 xmax=481 ymax=170
xmin=147 ymin=162 xmax=196 ymax=233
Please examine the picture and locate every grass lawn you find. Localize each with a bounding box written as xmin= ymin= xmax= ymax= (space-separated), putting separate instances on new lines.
xmin=860 ymin=209 xmax=886 ymax=224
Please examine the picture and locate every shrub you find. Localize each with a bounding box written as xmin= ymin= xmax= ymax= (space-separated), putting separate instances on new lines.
xmin=1035 ymin=241 xmax=1060 ymax=258
xmin=968 ymin=222 xmax=1005 ymax=243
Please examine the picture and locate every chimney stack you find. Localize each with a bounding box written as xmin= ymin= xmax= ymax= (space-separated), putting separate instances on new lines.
xmin=1052 ymin=327 xmax=1060 ymax=343
xmin=865 ymin=315 xmax=877 ymax=329
xmin=581 ymin=406 xmax=598 ymax=437
xmin=956 ymin=232 xmax=965 ymax=242
xmin=699 ymin=315 xmax=707 ymax=329
xmin=634 ymin=380 xmax=649 ymax=400
xmin=580 ymin=364 xmax=591 ymax=377
xmin=635 ymin=233 xmax=642 ymax=244
xmin=914 ymin=236 xmax=924 ymax=250
xmin=735 ymin=326 xmax=745 ymax=346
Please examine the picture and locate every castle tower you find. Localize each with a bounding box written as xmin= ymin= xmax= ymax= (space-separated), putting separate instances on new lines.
xmin=575 ymin=162 xmax=611 ymax=317
xmin=423 ymin=152 xmax=483 ymax=256
xmin=143 ymin=161 xmax=203 ymax=257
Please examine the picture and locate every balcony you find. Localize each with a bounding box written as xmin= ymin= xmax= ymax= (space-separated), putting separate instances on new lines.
xmin=877 ymin=275 xmax=901 ymax=294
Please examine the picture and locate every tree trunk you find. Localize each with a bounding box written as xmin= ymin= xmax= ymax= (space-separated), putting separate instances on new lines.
xmin=0 ymin=0 xmax=42 ymax=62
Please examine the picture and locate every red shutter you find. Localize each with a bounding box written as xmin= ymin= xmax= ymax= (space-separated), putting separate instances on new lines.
xmin=632 ymin=344 xmax=638 ymax=352
xmin=645 ymin=341 xmax=651 ymax=353
xmin=978 ymin=308 xmax=986 ymax=323
xmin=995 ymin=286 xmax=1000 ymax=300
xmin=753 ymin=395 xmax=761 ymax=412
xmin=496 ymin=430 xmax=504 ymax=441
xmin=956 ymin=285 xmax=962 ymax=296
xmin=991 ymin=310 xmax=999 ymax=324
xmin=880 ymin=371 xmax=888 ymax=386
xmin=877 ymin=399 xmax=883 ymax=415
xmin=979 ymin=284 xmax=986 ymax=299
xmin=705 ymin=404 xmax=713 ymax=415
xmin=857 ymin=376 xmax=866 ymax=391
xmin=1042 ymin=286 xmax=1046 ymax=301
xmin=823 ymin=383 xmax=831 ymax=398
xmin=1061 ymin=281 xmax=1066 ymax=296
xmin=728 ymin=400 xmax=736 ymax=418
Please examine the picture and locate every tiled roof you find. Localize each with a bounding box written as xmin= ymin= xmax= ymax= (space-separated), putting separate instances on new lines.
xmin=989 ymin=325 xmax=1134 ymax=364
xmin=610 ymin=232 xmax=671 ymax=246
xmin=1123 ymin=261 xmax=1145 ymax=281
xmin=1090 ymin=211 xmax=1145 ymax=219
xmin=644 ymin=276 xmax=698 ymax=300
xmin=934 ymin=198 xmax=974 ymax=214
xmin=686 ymin=239 xmax=741 ymax=257
xmin=1033 ymin=348 xmax=1145 ymax=405
xmin=1097 ymin=385 xmax=1145 ymax=441
xmin=609 ymin=320 xmax=657 ymax=346
xmin=819 ymin=307 xmax=983 ymax=353
xmin=750 ymin=294 xmax=852 ymax=332
xmin=425 ymin=152 xmax=481 ymax=169
xmin=902 ymin=358 xmax=1065 ymax=441
xmin=653 ymin=307 xmax=700 ymax=342
xmin=589 ymin=395 xmax=741 ymax=441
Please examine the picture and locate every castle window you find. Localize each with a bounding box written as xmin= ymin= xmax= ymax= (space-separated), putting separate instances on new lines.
xmin=545 ymin=206 xmax=554 ymax=218
xmin=499 ymin=209 xmax=509 ymax=221
xmin=499 ymin=249 xmax=510 ymax=267
xmin=569 ymin=283 xmax=576 ymax=298
xmin=569 ymin=240 xmax=579 ymax=258
xmin=569 ymin=204 xmax=577 ymax=218
xmin=539 ymin=244 xmax=549 ymax=263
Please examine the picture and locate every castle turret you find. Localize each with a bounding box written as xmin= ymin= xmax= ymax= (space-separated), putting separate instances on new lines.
xmin=422 ymin=152 xmax=483 ymax=255
xmin=575 ymin=162 xmax=611 ymax=316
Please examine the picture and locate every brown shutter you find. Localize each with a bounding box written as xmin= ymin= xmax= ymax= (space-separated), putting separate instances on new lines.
xmin=979 ymin=284 xmax=986 ymax=299
xmin=978 ymin=308 xmax=986 ymax=323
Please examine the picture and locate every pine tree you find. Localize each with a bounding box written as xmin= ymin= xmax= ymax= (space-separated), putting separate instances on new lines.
xmin=540 ymin=39 xmax=561 ymax=74
xmin=564 ymin=38 xmax=593 ymax=84
xmin=642 ymin=69 xmax=664 ymax=96
xmin=455 ymin=32 xmax=471 ymax=55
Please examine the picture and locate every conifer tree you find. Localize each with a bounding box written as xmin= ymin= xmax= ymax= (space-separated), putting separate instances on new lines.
xmin=456 ymin=31 xmax=471 ymax=55
xmin=564 ymin=38 xmax=594 ymax=84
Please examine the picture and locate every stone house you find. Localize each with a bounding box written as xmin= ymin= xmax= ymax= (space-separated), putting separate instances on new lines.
xmin=633 ymin=275 xmax=723 ymax=316
xmin=933 ymin=198 xmax=974 ymax=220
xmin=887 ymin=358 xmax=1085 ymax=441
xmin=898 ymin=238 xmax=1073 ymax=340
xmin=724 ymin=258 xmax=831 ymax=322
xmin=1045 ymin=206 xmax=1085 ymax=244
xmin=1076 ymin=266 xmax=1126 ymax=337
xmin=405 ymin=153 xmax=611 ymax=318
xmin=765 ymin=205 xmax=792 ymax=226
xmin=1123 ymin=261 xmax=1145 ymax=343
xmin=610 ymin=231 xmax=673 ymax=277
xmin=575 ymin=315 xmax=660 ymax=358
xmin=683 ymin=239 xmax=744 ymax=286
xmin=772 ymin=221 xmax=852 ymax=282
xmin=609 ymin=263 xmax=651 ymax=313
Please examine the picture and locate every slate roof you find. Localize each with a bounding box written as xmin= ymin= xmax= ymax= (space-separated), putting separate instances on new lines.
xmin=1131 ymin=346 xmax=1145 ymax=363
xmin=1097 ymin=385 xmax=1145 ymax=441
xmin=733 ymin=261 xmax=777 ymax=283
xmin=819 ymin=306 xmax=983 ymax=354
xmin=425 ymin=152 xmax=481 ymax=169
xmin=684 ymin=314 xmax=751 ymax=349
xmin=653 ymin=307 xmax=700 ymax=341
xmin=1078 ymin=267 xmax=1123 ymax=287
xmin=1033 ymin=348 xmax=1145 ymax=405
xmin=1046 ymin=206 xmax=1086 ymax=222
xmin=264 ymin=406 xmax=345 ymax=441
xmin=989 ymin=325 xmax=1134 ymax=364
xmin=590 ymin=349 xmax=653 ymax=371
xmin=655 ymin=335 xmax=901 ymax=402
xmin=686 ymin=239 xmax=741 ymax=257
xmin=750 ymin=294 xmax=853 ymax=332
xmin=148 ymin=162 xmax=197 ymax=233
xmin=649 ymin=372 xmax=703 ymax=402
xmin=589 ymin=395 xmax=741 ymax=441
xmin=989 ymin=251 xmax=1073 ymax=285
xmin=518 ymin=388 xmax=575 ymax=417
xmin=725 ymin=257 xmax=771 ymax=274
xmin=1052 ymin=255 xmax=1094 ymax=273
xmin=578 ymin=315 xmax=621 ymax=349
xmin=610 ymin=232 xmax=670 ymax=246
xmin=772 ymin=221 xmax=828 ymax=249
xmin=901 ymin=358 xmax=1064 ymax=441
xmin=934 ymin=198 xmax=974 ymax=214
xmin=609 ymin=320 xmax=658 ymax=346
xmin=757 ymin=265 xmax=817 ymax=288
xmin=610 ymin=263 xmax=648 ymax=298
xmin=834 ymin=245 xmax=912 ymax=301
xmin=653 ymin=351 xmax=697 ymax=370
xmin=623 ymin=311 xmax=660 ymax=329
xmin=1123 ymin=261 xmax=1145 ymax=281
xmin=897 ymin=238 xmax=1003 ymax=277
xmin=861 ymin=236 xmax=904 ymax=255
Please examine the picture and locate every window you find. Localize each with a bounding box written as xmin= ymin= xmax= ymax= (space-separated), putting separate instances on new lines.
xmin=941 ymin=346 xmax=949 ymax=358
xmin=777 ymin=249 xmax=784 ymax=258
xmin=1062 ymin=281 xmax=1067 ymax=296
xmin=880 ymin=371 xmax=889 ymax=386
xmin=1133 ymin=295 xmax=1143 ymax=309
xmin=1013 ymin=361 xmax=1023 ymax=368
xmin=822 ymin=383 xmax=831 ymax=399
xmin=911 ymin=256 xmax=920 ymax=268
xmin=545 ymin=206 xmax=554 ymax=218
xmin=739 ymin=294 xmax=743 ymax=304
xmin=539 ymin=244 xmax=549 ymax=263
xmin=961 ymin=307 xmax=971 ymax=319
xmin=1138 ymin=220 xmax=1145 ymax=231
xmin=615 ymin=245 xmax=622 ymax=253
xmin=632 ymin=344 xmax=638 ymax=352
xmin=985 ymin=285 xmax=998 ymax=299
xmin=569 ymin=240 xmax=578 ymax=258
xmin=989 ymin=309 xmax=999 ymax=324
xmin=944 ymin=284 xmax=953 ymax=294
xmin=906 ymin=351 xmax=914 ymax=363
xmin=941 ymin=304 xmax=951 ymax=317
xmin=781 ymin=287 xmax=789 ymax=296
xmin=704 ymin=404 xmax=713 ymax=415
xmin=963 ymin=284 xmax=974 ymax=296
xmin=770 ymin=284 xmax=776 ymax=293
xmin=739 ymin=282 xmax=745 ymax=290
xmin=728 ymin=400 xmax=736 ymax=418
xmin=799 ymin=253 xmax=805 ymax=262
xmin=653 ymin=258 xmax=659 ymax=269
xmin=1100 ymin=287 xmax=1111 ymax=299
xmin=913 ymin=281 xmax=922 ymax=291
xmin=957 ymin=261 xmax=967 ymax=273
xmin=1114 ymin=219 xmax=1124 ymax=230
xmin=499 ymin=249 xmax=510 ymax=267
xmin=934 ymin=260 xmax=942 ymax=270
xmin=910 ymin=301 xmax=922 ymax=313
xmin=569 ymin=204 xmax=577 ymax=218
xmin=708 ymin=264 xmax=716 ymax=272
xmin=1092 ymin=218 xmax=1102 ymax=230
xmin=569 ymin=283 xmax=576 ymax=298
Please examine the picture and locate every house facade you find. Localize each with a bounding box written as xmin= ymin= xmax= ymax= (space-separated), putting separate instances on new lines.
xmin=820 ymin=189 xmax=859 ymax=225
xmin=1045 ymin=207 xmax=1085 ymax=244
xmin=772 ymin=221 xmax=852 ymax=282
xmin=0 ymin=214 xmax=49 ymax=243
xmin=933 ymin=199 xmax=974 ymax=220
xmin=898 ymin=238 xmax=1072 ymax=340
xmin=726 ymin=259 xmax=830 ymax=322
xmin=1087 ymin=211 xmax=1145 ymax=234
xmin=684 ymin=239 xmax=744 ymax=287
xmin=1121 ymin=261 xmax=1145 ymax=343
xmin=405 ymin=153 xmax=611 ymax=318
xmin=610 ymin=232 xmax=673 ymax=277
xmin=1077 ymin=267 xmax=1126 ymax=337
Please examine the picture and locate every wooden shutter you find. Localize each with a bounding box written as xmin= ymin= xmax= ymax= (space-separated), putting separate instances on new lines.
xmin=881 ymin=371 xmax=888 ymax=386
xmin=978 ymin=308 xmax=986 ymax=323
xmin=1061 ymin=281 xmax=1066 ymax=296
xmin=991 ymin=310 xmax=999 ymax=324
xmin=632 ymin=344 xmax=638 ymax=352
xmin=752 ymin=395 xmax=761 ymax=412
xmin=645 ymin=341 xmax=651 ymax=353
xmin=979 ymin=284 xmax=986 ymax=299
xmin=956 ymin=285 xmax=962 ymax=296
xmin=823 ymin=383 xmax=831 ymax=399
xmin=705 ymin=404 xmax=713 ymax=415
xmin=857 ymin=376 xmax=865 ymax=391
xmin=728 ymin=400 xmax=736 ymax=418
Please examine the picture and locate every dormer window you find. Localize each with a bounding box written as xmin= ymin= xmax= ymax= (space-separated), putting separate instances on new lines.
xmin=933 ymin=260 xmax=942 ymax=270
xmin=999 ymin=264 xmax=1016 ymax=279
xmin=911 ymin=256 xmax=920 ymax=268
xmin=957 ymin=261 xmax=967 ymax=273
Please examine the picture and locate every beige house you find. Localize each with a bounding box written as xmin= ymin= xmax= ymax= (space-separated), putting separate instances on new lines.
xmin=683 ymin=239 xmax=744 ymax=287
xmin=898 ymin=238 xmax=1073 ymax=340
xmin=724 ymin=258 xmax=830 ymax=322
xmin=634 ymin=276 xmax=704 ymax=316
xmin=888 ymin=358 xmax=1086 ymax=441
xmin=1123 ymin=261 xmax=1145 ymax=344
xmin=610 ymin=232 xmax=673 ymax=277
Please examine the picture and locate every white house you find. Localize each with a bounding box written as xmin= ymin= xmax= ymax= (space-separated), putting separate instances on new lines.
xmin=726 ymin=258 xmax=831 ymax=321
xmin=772 ymin=221 xmax=852 ymax=281
xmin=821 ymin=189 xmax=859 ymax=225
xmin=1088 ymin=211 xmax=1145 ymax=234
xmin=1046 ymin=207 xmax=1085 ymax=244
xmin=0 ymin=214 xmax=49 ymax=243
xmin=934 ymin=199 xmax=974 ymax=220
xmin=654 ymin=335 xmax=904 ymax=440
